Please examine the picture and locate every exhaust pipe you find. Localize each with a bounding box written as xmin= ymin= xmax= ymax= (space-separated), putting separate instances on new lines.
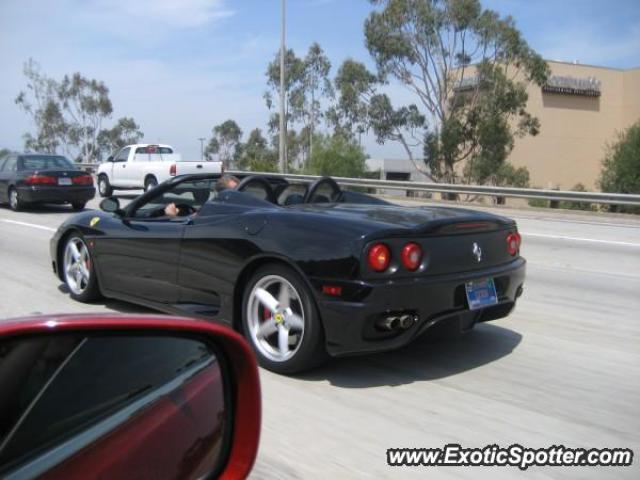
xmin=399 ymin=314 xmax=417 ymax=330
xmin=377 ymin=316 xmax=400 ymax=331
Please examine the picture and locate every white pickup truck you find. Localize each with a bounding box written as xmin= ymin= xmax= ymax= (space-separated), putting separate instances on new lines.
xmin=96 ymin=144 xmax=222 ymax=197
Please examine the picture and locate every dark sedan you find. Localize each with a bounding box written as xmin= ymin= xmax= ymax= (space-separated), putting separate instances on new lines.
xmin=50 ymin=174 xmax=525 ymax=374
xmin=0 ymin=153 xmax=95 ymax=211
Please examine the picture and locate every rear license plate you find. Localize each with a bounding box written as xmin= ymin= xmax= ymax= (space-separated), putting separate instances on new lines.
xmin=58 ymin=177 xmax=72 ymax=186
xmin=465 ymin=278 xmax=498 ymax=310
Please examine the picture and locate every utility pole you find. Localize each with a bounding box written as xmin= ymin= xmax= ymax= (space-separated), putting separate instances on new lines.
xmin=279 ymin=0 xmax=287 ymax=173
xmin=198 ymin=137 xmax=206 ymax=161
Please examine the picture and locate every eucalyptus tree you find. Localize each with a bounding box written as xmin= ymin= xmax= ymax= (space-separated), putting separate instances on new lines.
xmin=206 ymin=120 xmax=243 ymax=168
xmin=333 ymin=0 xmax=549 ymax=184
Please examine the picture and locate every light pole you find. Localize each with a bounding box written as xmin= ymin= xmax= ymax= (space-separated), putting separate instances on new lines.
xmin=279 ymin=0 xmax=287 ymax=173
xmin=198 ymin=137 xmax=206 ymax=161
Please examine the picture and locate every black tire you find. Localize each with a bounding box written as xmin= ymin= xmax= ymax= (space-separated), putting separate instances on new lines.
xmin=242 ymin=264 xmax=327 ymax=374
xmin=71 ymin=202 xmax=86 ymax=211
xmin=97 ymin=175 xmax=113 ymax=197
xmin=8 ymin=187 xmax=24 ymax=211
xmin=61 ymin=233 xmax=101 ymax=302
xmin=144 ymin=176 xmax=158 ymax=192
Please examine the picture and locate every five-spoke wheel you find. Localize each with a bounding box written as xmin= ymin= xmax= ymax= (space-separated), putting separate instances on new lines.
xmin=242 ymin=264 xmax=327 ymax=374
xmin=63 ymin=235 xmax=100 ymax=302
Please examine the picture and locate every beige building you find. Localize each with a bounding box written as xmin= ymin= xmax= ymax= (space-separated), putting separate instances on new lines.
xmin=508 ymin=61 xmax=640 ymax=190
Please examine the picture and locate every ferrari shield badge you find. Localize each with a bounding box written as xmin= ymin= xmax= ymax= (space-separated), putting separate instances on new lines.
xmin=90 ymin=217 xmax=100 ymax=227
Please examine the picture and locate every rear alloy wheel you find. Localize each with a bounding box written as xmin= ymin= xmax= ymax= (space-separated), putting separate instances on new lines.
xmin=8 ymin=187 xmax=24 ymax=211
xmin=71 ymin=202 xmax=86 ymax=211
xmin=144 ymin=176 xmax=158 ymax=192
xmin=243 ymin=265 xmax=327 ymax=374
xmin=63 ymin=234 xmax=100 ymax=302
xmin=98 ymin=175 xmax=112 ymax=197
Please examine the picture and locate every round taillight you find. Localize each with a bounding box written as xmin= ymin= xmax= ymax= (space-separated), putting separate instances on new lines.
xmin=367 ymin=243 xmax=391 ymax=272
xmin=401 ymin=242 xmax=422 ymax=271
xmin=507 ymin=232 xmax=521 ymax=255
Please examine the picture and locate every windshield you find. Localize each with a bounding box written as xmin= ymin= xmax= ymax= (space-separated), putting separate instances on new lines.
xmin=18 ymin=156 xmax=76 ymax=171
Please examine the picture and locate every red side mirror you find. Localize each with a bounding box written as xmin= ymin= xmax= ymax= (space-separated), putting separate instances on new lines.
xmin=0 ymin=314 xmax=261 ymax=480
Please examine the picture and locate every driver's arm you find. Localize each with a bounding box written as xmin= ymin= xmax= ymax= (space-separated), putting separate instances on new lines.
xmin=164 ymin=203 xmax=179 ymax=217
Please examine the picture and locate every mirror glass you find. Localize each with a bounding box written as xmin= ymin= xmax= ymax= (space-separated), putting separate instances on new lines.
xmin=99 ymin=197 xmax=120 ymax=213
xmin=0 ymin=333 xmax=228 ymax=479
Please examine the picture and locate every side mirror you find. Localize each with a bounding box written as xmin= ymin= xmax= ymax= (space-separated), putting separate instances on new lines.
xmin=99 ymin=197 xmax=120 ymax=214
xmin=0 ymin=314 xmax=261 ymax=479
xmin=106 ymin=156 xmax=114 ymax=162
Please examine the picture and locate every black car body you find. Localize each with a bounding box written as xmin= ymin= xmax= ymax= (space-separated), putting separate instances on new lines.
xmin=50 ymin=174 xmax=525 ymax=374
xmin=0 ymin=153 xmax=95 ymax=211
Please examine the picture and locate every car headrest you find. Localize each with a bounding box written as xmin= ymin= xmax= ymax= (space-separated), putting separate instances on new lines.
xmin=284 ymin=193 xmax=305 ymax=206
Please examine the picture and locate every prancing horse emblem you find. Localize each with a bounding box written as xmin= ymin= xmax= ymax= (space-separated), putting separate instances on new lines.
xmin=472 ymin=242 xmax=482 ymax=263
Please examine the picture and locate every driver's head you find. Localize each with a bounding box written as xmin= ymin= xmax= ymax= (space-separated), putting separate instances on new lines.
xmin=214 ymin=175 xmax=239 ymax=193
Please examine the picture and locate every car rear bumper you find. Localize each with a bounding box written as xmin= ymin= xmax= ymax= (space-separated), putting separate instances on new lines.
xmin=313 ymin=257 xmax=526 ymax=357
xmin=18 ymin=185 xmax=95 ymax=204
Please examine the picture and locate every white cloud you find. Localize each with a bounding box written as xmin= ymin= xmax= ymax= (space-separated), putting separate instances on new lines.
xmin=89 ymin=0 xmax=234 ymax=29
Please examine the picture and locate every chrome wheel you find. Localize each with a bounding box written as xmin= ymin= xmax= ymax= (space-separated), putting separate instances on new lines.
xmin=63 ymin=237 xmax=92 ymax=295
xmin=247 ymin=275 xmax=305 ymax=362
xmin=9 ymin=189 xmax=18 ymax=210
xmin=98 ymin=177 xmax=109 ymax=196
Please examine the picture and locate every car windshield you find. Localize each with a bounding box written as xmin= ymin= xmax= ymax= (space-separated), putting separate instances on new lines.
xmin=18 ymin=156 xmax=76 ymax=171
xmin=133 ymin=178 xmax=217 ymax=218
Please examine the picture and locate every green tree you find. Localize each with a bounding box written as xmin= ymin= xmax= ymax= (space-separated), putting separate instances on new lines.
xmin=333 ymin=0 xmax=548 ymax=184
xmin=206 ymin=120 xmax=243 ymax=168
xmin=237 ymin=128 xmax=279 ymax=172
xmin=305 ymin=134 xmax=368 ymax=178
xmin=16 ymin=59 xmax=116 ymax=162
xmin=16 ymin=59 xmax=69 ymax=155
xmin=299 ymin=43 xmax=333 ymax=164
xmin=96 ymin=117 xmax=144 ymax=160
xmin=58 ymin=72 xmax=113 ymax=162
xmin=264 ymin=49 xmax=306 ymax=161
xmin=599 ymin=121 xmax=640 ymax=214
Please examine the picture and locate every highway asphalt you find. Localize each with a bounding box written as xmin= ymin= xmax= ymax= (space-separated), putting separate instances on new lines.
xmin=1 ymin=194 xmax=639 ymax=479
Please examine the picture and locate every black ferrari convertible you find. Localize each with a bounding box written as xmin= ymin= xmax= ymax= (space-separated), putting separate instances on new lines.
xmin=50 ymin=174 xmax=525 ymax=374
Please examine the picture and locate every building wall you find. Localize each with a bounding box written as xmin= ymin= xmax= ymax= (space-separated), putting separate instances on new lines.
xmin=508 ymin=61 xmax=640 ymax=190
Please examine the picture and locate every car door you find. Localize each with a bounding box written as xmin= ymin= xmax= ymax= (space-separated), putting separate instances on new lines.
xmin=93 ymin=216 xmax=185 ymax=306
xmin=110 ymin=147 xmax=131 ymax=187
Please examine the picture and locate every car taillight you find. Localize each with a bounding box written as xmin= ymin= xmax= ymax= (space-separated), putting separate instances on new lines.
xmin=25 ymin=174 xmax=57 ymax=185
xmin=72 ymin=175 xmax=93 ymax=185
xmin=367 ymin=243 xmax=391 ymax=272
xmin=401 ymin=242 xmax=422 ymax=271
xmin=169 ymin=164 xmax=176 ymax=176
xmin=507 ymin=231 xmax=521 ymax=255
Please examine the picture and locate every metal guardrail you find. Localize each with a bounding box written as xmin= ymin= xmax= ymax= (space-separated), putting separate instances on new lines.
xmin=228 ymin=170 xmax=640 ymax=207
xmin=76 ymin=163 xmax=640 ymax=206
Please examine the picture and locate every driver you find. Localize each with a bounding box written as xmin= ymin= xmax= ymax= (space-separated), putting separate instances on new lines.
xmin=163 ymin=174 xmax=239 ymax=217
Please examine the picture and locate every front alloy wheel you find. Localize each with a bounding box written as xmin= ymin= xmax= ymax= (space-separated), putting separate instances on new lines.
xmin=63 ymin=235 xmax=100 ymax=302
xmin=243 ymin=265 xmax=327 ymax=374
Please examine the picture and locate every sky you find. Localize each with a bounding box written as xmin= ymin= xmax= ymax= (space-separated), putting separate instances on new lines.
xmin=0 ymin=0 xmax=639 ymax=161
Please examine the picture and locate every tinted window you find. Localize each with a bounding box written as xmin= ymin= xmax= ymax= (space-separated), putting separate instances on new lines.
xmin=17 ymin=156 xmax=76 ymax=171
xmin=0 ymin=334 xmax=218 ymax=473
xmin=135 ymin=146 xmax=173 ymax=154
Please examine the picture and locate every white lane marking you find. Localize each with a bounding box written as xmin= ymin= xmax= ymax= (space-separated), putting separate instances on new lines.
xmin=523 ymin=232 xmax=640 ymax=248
xmin=0 ymin=219 xmax=56 ymax=232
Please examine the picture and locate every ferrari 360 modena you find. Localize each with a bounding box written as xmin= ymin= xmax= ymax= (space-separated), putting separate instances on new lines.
xmin=50 ymin=174 xmax=525 ymax=374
